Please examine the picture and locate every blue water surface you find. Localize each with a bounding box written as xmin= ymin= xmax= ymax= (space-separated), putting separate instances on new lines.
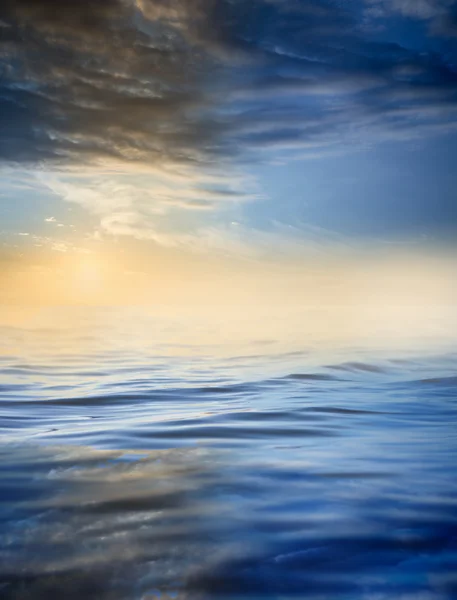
xmin=1 ymin=307 xmax=457 ymax=600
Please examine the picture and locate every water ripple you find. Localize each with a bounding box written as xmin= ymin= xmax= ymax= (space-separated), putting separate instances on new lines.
xmin=1 ymin=311 xmax=457 ymax=599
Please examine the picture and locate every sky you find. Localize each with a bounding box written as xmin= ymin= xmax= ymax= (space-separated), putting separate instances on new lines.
xmin=1 ymin=0 xmax=457 ymax=305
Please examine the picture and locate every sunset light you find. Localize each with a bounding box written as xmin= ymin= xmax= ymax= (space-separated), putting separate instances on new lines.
xmin=1 ymin=1 xmax=457 ymax=598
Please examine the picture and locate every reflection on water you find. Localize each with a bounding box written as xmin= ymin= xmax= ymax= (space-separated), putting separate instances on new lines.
xmin=1 ymin=307 xmax=457 ymax=599
xmin=0 ymin=445 xmax=225 ymax=600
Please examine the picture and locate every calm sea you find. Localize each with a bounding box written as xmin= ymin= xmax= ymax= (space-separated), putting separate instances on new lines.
xmin=1 ymin=306 xmax=457 ymax=600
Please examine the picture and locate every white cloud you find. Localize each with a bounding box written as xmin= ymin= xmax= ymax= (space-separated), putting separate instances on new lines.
xmin=34 ymin=163 xmax=262 ymax=246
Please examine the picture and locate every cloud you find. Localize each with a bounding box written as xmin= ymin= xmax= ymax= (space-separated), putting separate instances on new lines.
xmin=85 ymin=218 xmax=351 ymax=261
xmin=1 ymin=0 xmax=457 ymax=243
xmin=366 ymin=0 xmax=450 ymax=20
xmin=34 ymin=165 xmax=262 ymax=245
xmin=365 ymin=0 xmax=457 ymax=36
xmin=2 ymin=0 xmax=456 ymax=165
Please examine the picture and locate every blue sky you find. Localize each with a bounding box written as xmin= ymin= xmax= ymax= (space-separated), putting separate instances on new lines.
xmin=1 ymin=0 xmax=457 ymax=259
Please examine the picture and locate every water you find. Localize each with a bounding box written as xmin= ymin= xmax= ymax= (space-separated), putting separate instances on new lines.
xmin=1 ymin=306 xmax=457 ymax=600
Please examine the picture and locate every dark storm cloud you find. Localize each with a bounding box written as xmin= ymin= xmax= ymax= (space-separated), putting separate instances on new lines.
xmin=1 ymin=0 xmax=457 ymax=169
xmin=0 ymin=0 xmax=218 ymax=165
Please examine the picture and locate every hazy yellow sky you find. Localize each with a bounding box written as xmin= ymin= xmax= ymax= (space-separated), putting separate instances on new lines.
xmin=1 ymin=238 xmax=456 ymax=311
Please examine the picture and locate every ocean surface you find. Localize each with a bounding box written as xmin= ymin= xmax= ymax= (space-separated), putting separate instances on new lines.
xmin=1 ymin=306 xmax=457 ymax=600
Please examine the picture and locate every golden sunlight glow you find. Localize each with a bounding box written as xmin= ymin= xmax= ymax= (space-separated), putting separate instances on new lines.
xmin=70 ymin=255 xmax=104 ymax=297
xmin=1 ymin=243 xmax=456 ymax=356
xmin=1 ymin=243 xmax=456 ymax=316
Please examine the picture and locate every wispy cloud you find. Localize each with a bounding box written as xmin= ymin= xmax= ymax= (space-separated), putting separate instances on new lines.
xmin=34 ymin=165 xmax=261 ymax=243
xmin=365 ymin=0 xmax=457 ymax=34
